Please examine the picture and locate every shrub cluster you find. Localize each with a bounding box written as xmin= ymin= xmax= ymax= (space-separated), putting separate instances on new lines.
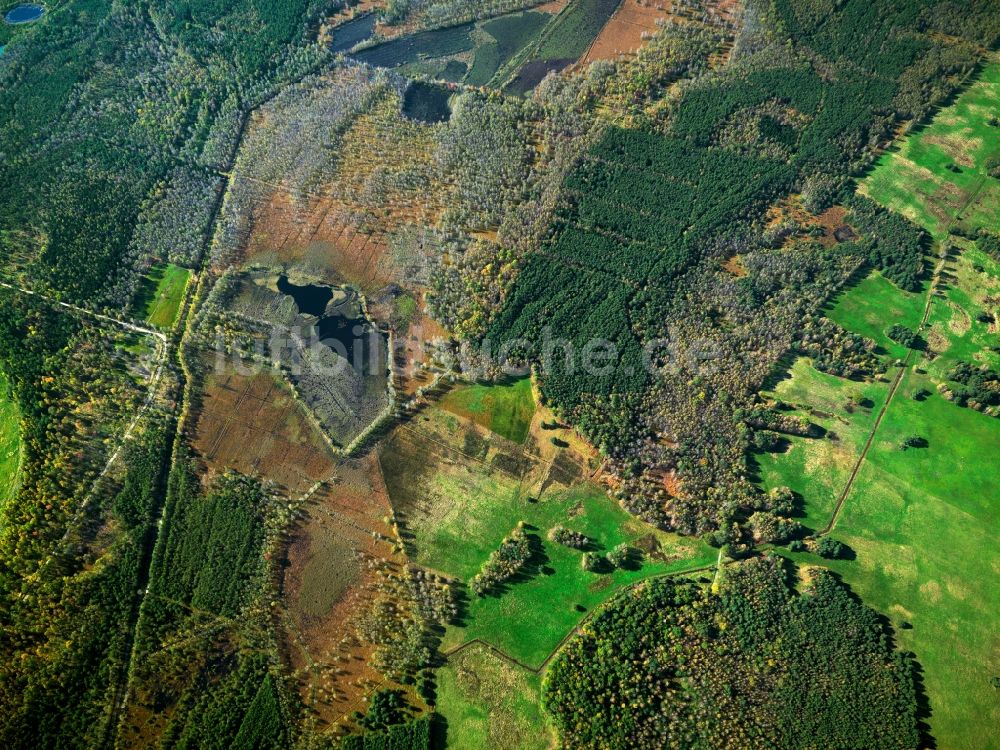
xmin=469 ymin=524 xmax=532 ymax=596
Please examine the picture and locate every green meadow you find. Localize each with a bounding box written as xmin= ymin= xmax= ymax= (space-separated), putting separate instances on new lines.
xmin=435 ymin=481 xmax=714 ymax=666
xmin=383 ymin=401 xmax=714 ymax=667
xmin=761 ymin=185 xmax=1000 ymax=748
xmin=862 ymin=57 xmax=1000 ymax=239
xmin=773 ymin=367 xmax=1000 ymax=750
xmin=0 ymin=371 xmax=21 ymax=507
xmin=136 ymin=263 xmax=191 ymax=329
xmin=438 ymin=377 xmax=536 ymax=444
xmin=826 ymin=271 xmax=925 ymax=359
xmin=754 ymin=357 xmax=891 ymax=532
xmin=436 ymin=643 xmax=552 ymax=750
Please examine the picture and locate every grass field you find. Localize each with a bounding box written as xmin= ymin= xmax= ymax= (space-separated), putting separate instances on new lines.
xmin=760 ymin=103 xmax=1000 ymax=745
xmin=826 ymin=271 xmax=926 ymax=359
xmin=772 ymin=367 xmax=1000 ymax=750
xmin=136 ymin=263 xmax=191 ymax=329
xmin=862 ymin=58 xmax=1000 ymax=239
xmin=437 ymin=377 xmax=536 ymax=444
xmin=754 ymin=357 xmax=891 ymax=532
xmin=381 ymin=415 xmax=714 ymax=667
xmin=439 ymin=481 xmax=714 ymax=666
xmin=466 ymin=11 xmax=550 ymax=87
xmin=534 ymin=0 xmax=622 ymax=62
xmin=437 ymin=643 xmax=552 ymax=750
xmin=0 ymin=371 xmax=21 ymax=507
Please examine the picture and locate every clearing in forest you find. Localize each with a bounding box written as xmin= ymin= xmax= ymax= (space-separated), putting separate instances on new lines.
xmin=436 ymin=643 xmax=553 ymax=750
xmin=379 ymin=406 xmax=715 ymax=666
xmin=0 ymin=371 xmax=20 ymax=506
xmin=861 ymin=58 xmax=1000 ymax=238
xmin=135 ymin=263 xmax=191 ymax=329
xmin=437 ymin=377 xmax=537 ymax=444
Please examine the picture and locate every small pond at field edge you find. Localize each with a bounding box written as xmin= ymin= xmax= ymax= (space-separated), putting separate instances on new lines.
xmin=4 ymin=4 xmax=45 ymax=25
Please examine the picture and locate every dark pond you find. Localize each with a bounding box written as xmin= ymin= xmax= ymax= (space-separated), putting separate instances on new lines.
xmin=330 ymin=12 xmax=376 ymax=54
xmin=4 ymin=4 xmax=45 ymax=24
xmin=278 ymin=275 xmax=386 ymax=375
xmin=402 ymin=81 xmax=452 ymax=124
xmin=277 ymin=274 xmax=332 ymax=317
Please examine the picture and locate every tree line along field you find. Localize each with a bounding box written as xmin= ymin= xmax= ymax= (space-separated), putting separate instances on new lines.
xmin=757 ymin=65 xmax=1000 ymax=747
xmin=378 ymin=402 xmax=716 ymax=668
xmin=2 ymin=1 xmax=1000 ymax=749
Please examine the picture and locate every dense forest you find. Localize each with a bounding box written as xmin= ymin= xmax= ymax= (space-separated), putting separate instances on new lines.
xmin=0 ymin=0 xmax=336 ymax=746
xmin=544 ymin=556 xmax=920 ymax=749
xmin=469 ymin=0 xmax=999 ymax=535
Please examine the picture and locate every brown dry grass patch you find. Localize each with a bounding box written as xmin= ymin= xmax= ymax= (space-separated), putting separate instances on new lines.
xmin=239 ymin=90 xmax=448 ymax=293
xmin=191 ymin=360 xmax=336 ymax=497
xmin=279 ymin=454 xmax=406 ymax=735
xmin=579 ymin=0 xmax=672 ymax=65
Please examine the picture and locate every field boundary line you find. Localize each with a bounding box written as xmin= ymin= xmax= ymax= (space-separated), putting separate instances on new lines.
xmin=820 ymin=245 xmax=948 ymax=536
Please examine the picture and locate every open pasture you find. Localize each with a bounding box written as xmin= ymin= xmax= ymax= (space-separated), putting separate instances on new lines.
xmin=380 ymin=410 xmax=714 ymax=666
xmin=761 ymin=234 xmax=1000 ymax=748
xmin=826 ymin=271 xmax=926 ymax=359
xmin=0 ymin=371 xmax=20 ymax=507
xmin=436 ymin=643 xmax=553 ymax=750
xmin=861 ymin=58 xmax=1000 ymax=239
xmin=438 ymin=377 xmax=536 ymax=444
xmin=191 ymin=358 xmax=337 ymax=497
xmin=754 ymin=357 xmax=890 ymax=532
xmin=135 ymin=263 xmax=190 ymax=329
xmin=775 ymin=369 xmax=1000 ymax=750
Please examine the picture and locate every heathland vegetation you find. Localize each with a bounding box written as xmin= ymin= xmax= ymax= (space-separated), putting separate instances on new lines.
xmin=0 ymin=0 xmax=997 ymax=748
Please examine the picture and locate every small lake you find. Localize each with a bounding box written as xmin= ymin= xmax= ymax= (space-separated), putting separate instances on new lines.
xmin=277 ymin=275 xmax=386 ymax=374
xmin=4 ymin=4 xmax=45 ymax=25
xmin=277 ymin=274 xmax=332 ymax=317
xmin=402 ymin=81 xmax=452 ymax=124
xmin=330 ymin=12 xmax=376 ymax=54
